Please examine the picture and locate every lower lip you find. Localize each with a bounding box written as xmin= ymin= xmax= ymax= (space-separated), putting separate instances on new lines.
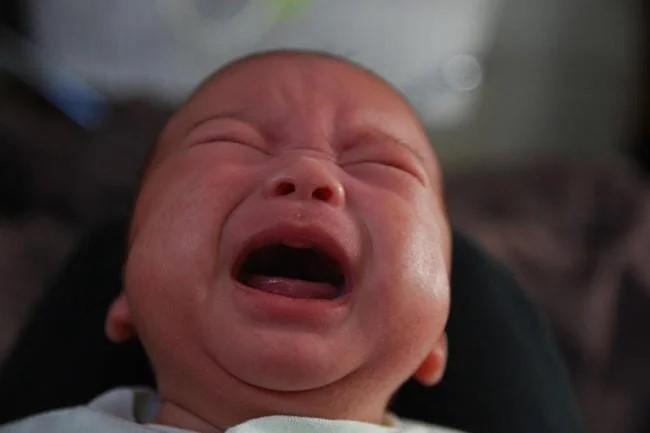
xmin=231 ymin=281 xmax=351 ymax=328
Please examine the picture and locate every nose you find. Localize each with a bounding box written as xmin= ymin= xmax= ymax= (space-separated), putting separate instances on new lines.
xmin=264 ymin=157 xmax=345 ymax=207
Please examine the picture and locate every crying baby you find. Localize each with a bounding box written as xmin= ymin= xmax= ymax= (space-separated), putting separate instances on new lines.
xmin=2 ymin=50 xmax=458 ymax=433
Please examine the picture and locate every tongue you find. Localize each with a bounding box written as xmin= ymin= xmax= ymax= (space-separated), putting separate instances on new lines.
xmin=247 ymin=275 xmax=340 ymax=299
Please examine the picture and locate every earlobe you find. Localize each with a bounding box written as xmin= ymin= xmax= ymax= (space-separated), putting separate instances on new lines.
xmin=413 ymin=333 xmax=447 ymax=386
xmin=105 ymin=293 xmax=137 ymax=343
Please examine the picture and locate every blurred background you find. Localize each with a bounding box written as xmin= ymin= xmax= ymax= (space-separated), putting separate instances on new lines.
xmin=0 ymin=1 xmax=648 ymax=432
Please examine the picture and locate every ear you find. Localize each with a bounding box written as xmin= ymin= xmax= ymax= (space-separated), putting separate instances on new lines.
xmin=105 ymin=293 xmax=137 ymax=343
xmin=413 ymin=332 xmax=448 ymax=386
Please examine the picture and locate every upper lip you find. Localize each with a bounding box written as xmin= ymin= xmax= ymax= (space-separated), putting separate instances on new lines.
xmin=231 ymin=222 xmax=354 ymax=293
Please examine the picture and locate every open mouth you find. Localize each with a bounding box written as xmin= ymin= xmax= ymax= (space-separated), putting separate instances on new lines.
xmin=235 ymin=244 xmax=346 ymax=300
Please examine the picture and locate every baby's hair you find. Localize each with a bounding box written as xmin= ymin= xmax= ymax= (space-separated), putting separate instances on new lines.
xmin=194 ymin=49 xmax=400 ymax=103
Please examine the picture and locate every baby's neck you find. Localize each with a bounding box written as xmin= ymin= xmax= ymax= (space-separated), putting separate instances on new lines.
xmin=155 ymin=401 xmax=225 ymax=433
xmin=153 ymin=396 xmax=390 ymax=433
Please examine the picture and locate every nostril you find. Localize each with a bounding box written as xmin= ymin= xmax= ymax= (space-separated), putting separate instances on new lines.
xmin=274 ymin=181 xmax=296 ymax=196
xmin=312 ymin=186 xmax=333 ymax=202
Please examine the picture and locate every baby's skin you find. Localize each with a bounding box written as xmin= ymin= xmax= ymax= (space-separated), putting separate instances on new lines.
xmin=105 ymin=51 xmax=452 ymax=433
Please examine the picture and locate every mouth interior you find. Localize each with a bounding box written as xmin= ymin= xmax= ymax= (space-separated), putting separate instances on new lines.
xmin=236 ymin=244 xmax=345 ymax=299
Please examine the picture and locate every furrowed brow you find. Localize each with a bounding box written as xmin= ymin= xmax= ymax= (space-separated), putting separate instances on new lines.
xmin=186 ymin=111 xmax=253 ymax=134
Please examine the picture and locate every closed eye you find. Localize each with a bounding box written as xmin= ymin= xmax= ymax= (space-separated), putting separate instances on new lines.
xmin=343 ymin=158 xmax=425 ymax=184
xmin=337 ymin=130 xmax=428 ymax=185
xmin=192 ymin=135 xmax=271 ymax=156
xmin=184 ymin=116 xmax=270 ymax=155
xmin=351 ymin=159 xmax=410 ymax=172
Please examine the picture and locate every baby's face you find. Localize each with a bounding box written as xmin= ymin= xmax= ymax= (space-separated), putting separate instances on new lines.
xmin=114 ymin=53 xmax=450 ymax=426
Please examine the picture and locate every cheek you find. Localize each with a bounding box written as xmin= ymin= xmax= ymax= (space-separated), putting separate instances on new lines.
xmin=125 ymin=154 xmax=262 ymax=317
xmin=348 ymin=178 xmax=447 ymax=277
xmin=366 ymin=220 xmax=449 ymax=331
xmin=131 ymin=154 xmax=259 ymax=263
xmin=350 ymin=182 xmax=450 ymax=360
xmin=124 ymin=155 xmax=264 ymax=368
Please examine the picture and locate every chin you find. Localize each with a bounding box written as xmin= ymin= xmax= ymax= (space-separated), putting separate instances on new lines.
xmin=210 ymin=329 xmax=358 ymax=392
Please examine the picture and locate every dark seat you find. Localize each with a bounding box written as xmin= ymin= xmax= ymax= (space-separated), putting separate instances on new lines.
xmin=0 ymin=220 xmax=583 ymax=433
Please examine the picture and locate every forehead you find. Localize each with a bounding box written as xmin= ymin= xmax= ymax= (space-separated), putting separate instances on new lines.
xmin=157 ymin=53 xmax=441 ymax=178
xmin=199 ymin=54 xmax=411 ymax=117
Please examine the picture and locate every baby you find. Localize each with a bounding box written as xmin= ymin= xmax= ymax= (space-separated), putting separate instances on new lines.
xmin=2 ymin=50 xmax=458 ymax=433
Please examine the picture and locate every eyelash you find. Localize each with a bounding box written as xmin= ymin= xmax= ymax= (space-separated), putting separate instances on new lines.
xmin=344 ymin=158 xmax=422 ymax=182
xmin=195 ymin=136 xmax=270 ymax=156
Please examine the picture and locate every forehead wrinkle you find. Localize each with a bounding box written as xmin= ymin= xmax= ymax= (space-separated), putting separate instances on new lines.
xmin=179 ymin=51 xmax=405 ymax=146
xmin=256 ymin=68 xmax=338 ymax=151
xmin=175 ymin=72 xmax=303 ymax=149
